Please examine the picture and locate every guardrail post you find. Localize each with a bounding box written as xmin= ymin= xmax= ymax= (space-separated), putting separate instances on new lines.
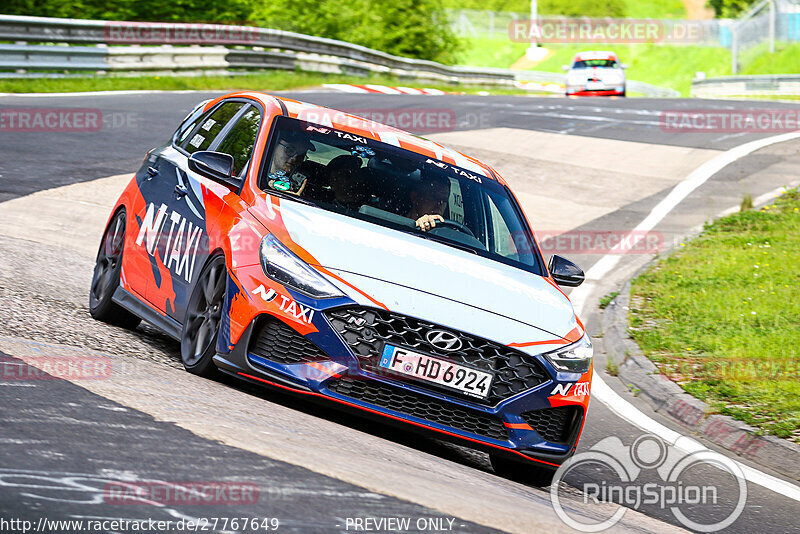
xmin=769 ymin=0 xmax=776 ymax=53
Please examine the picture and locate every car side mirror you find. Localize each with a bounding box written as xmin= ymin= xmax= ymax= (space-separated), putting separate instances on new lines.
xmin=548 ymin=255 xmax=585 ymax=287
xmin=562 ymin=65 xmax=570 ymax=71
xmin=188 ymin=151 xmax=241 ymax=189
xmin=620 ymin=63 xmax=629 ymax=69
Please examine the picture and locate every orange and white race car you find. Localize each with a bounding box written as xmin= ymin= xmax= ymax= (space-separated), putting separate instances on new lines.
xmin=90 ymin=92 xmax=593 ymax=486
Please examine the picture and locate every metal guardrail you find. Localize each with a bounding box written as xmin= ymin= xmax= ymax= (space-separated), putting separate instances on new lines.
xmin=628 ymin=80 xmax=681 ymax=98
xmin=692 ymin=74 xmax=800 ymax=98
xmin=0 ymin=43 xmax=107 ymax=70
xmin=0 ymin=14 xmax=680 ymax=97
xmin=0 ymin=14 xmax=516 ymax=85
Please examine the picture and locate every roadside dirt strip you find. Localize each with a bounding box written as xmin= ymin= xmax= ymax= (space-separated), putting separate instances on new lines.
xmin=0 ymin=127 xmax=703 ymax=533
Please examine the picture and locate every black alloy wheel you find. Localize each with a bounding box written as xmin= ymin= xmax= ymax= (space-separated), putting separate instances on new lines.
xmin=89 ymin=210 xmax=141 ymax=329
xmin=180 ymin=254 xmax=226 ymax=377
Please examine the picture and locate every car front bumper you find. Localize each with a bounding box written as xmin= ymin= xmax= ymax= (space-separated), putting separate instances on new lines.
xmin=214 ymin=297 xmax=591 ymax=468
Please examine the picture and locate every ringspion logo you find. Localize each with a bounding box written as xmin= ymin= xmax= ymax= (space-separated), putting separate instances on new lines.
xmin=551 ymin=434 xmax=747 ymax=532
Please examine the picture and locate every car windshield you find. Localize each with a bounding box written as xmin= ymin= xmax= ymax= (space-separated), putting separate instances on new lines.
xmin=572 ymin=59 xmax=618 ymax=69
xmin=260 ymin=116 xmax=543 ymax=275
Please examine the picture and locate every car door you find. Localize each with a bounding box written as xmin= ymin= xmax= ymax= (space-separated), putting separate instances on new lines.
xmin=170 ymin=101 xmax=263 ymax=325
xmin=142 ymin=100 xmax=249 ymax=319
xmin=124 ymin=101 xmax=207 ymax=305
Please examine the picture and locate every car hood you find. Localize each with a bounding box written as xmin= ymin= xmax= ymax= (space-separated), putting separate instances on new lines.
xmin=276 ymin=203 xmax=579 ymax=342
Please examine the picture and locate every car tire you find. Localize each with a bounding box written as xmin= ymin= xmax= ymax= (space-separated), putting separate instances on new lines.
xmin=490 ymin=453 xmax=557 ymax=487
xmin=180 ymin=254 xmax=226 ymax=377
xmin=89 ymin=209 xmax=141 ymax=330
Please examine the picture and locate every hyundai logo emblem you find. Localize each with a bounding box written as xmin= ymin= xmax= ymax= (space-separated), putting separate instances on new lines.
xmin=426 ymin=329 xmax=462 ymax=352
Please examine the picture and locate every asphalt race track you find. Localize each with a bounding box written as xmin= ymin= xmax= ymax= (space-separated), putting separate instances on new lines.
xmin=1 ymin=90 xmax=799 ymax=533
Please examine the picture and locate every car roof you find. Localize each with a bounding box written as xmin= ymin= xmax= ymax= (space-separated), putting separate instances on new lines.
xmin=572 ymin=51 xmax=618 ymax=62
xmin=205 ymin=91 xmax=505 ymax=185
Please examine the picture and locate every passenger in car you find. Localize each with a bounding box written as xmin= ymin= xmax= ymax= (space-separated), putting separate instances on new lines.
xmin=408 ymin=174 xmax=450 ymax=232
xmin=325 ymin=155 xmax=372 ymax=211
xmin=266 ymin=131 xmax=315 ymax=193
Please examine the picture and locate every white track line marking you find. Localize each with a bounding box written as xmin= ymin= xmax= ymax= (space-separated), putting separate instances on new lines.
xmin=573 ymin=131 xmax=800 ymax=501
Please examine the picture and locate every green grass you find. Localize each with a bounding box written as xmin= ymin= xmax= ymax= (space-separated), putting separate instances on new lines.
xmin=599 ymin=291 xmax=620 ymax=309
xmin=0 ymin=70 xmax=531 ymax=95
xmin=457 ymin=36 xmax=800 ymax=97
xmin=457 ymin=36 xmax=529 ymax=68
xmin=623 ymin=0 xmax=686 ymax=19
xmin=629 ymin=189 xmax=800 ymax=443
xmin=740 ymin=42 xmax=800 ymax=75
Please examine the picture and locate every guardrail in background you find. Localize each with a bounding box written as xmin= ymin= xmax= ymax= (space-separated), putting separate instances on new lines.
xmin=692 ymin=74 xmax=800 ymax=98
xmin=0 ymin=14 xmax=516 ymax=86
xmin=0 ymin=14 xmax=679 ymax=97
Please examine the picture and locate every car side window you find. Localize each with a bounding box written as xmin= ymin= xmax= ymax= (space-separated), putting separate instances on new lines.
xmin=214 ymin=107 xmax=262 ymax=177
xmin=182 ymin=102 xmax=246 ymax=155
xmin=173 ymin=100 xmax=211 ymax=145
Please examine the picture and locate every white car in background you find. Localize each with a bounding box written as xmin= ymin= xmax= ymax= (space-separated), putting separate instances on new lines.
xmin=563 ymin=51 xmax=627 ymax=97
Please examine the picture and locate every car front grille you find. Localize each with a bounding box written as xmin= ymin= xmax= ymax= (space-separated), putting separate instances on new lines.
xmin=327 ymin=377 xmax=509 ymax=441
xmin=325 ymin=307 xmax=549 ymax=405
xmin=520 ymin=406 xmax=583 ymax=443
xmin=248 ymin=317 xmax=328 ymax=366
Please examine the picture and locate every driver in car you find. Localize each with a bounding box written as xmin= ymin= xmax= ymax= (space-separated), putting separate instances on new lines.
xmin=408 ymin=174 xmax=451 ymax=232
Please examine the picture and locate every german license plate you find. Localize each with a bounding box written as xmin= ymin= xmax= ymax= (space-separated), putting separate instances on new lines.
xmin=379 ymin=344 xmax=493 ymax=399
xmin=586 ymin=81 xmax=605 ymax=90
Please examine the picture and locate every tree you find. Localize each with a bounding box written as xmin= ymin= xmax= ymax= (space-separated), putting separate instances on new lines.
xmin=252 ymin=0 xmax=460 ymax=64
xmin=707 ymin=0 xmax=759 ymax=18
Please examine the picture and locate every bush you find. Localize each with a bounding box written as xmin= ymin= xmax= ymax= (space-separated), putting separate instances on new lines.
xmin=252 ymin=0 xmax=461 ymax=64
xmin=539 ymin=0 xmax=627 ymax=17
xmin=1 ymin=0 xmax=253 ymax=23
xmin=3 ymin=0 xmax=460 ymax=64
xmin=440 ymin=0 xmax=627 ymax=17
xmin=707 ymin=0 xmax=759 ymax=18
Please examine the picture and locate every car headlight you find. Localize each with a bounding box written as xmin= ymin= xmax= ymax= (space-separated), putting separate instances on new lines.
xmin=544 ymin=334 xmax=593 ymax=373
xmin=259 ymin=234 xmax=343 ymax=299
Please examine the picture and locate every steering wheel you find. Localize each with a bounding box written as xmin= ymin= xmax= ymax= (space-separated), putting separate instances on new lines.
xmin=430 ymin=219 xmax=475 ymax=238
